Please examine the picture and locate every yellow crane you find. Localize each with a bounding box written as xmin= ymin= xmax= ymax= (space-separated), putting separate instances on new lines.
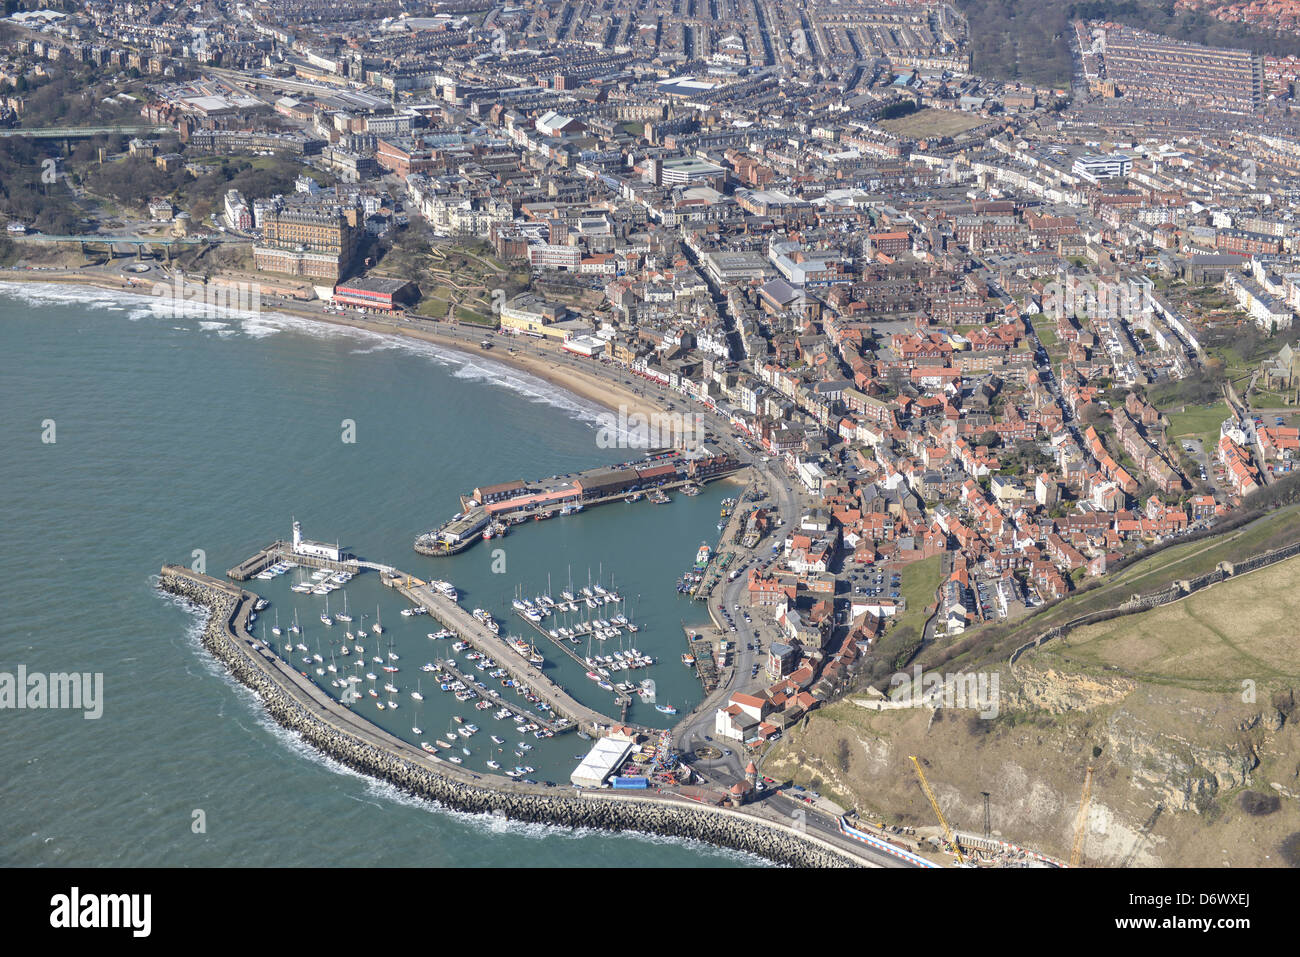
xmin=909 ymin=755 xmax=965 ymax=865
xmin=1071 ymin=765 xmax=1095 ymax=868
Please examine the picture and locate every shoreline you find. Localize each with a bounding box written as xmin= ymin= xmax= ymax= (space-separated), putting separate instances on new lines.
xmin=0 ymin=268 xmax=671 ymax=429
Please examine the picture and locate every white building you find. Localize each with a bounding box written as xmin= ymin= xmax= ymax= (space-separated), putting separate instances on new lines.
xmin=570 ymin=735 xmax=635 ymax=788
xmin=291 ymin=520 xmax=343 ymax=562
xmin=1072 ymin=153 xmax=1132 ymax=184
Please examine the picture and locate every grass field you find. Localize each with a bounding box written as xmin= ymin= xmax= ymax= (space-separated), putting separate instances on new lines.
xmin=1037 ymin=554 xmax=1300 ymax=690
xmin=453 ymin=306 xmax=494 ymax=326
xmin=414 ymin=297 xmax=449 ymax=318
xmin=877 ymin=108 xmax=987 ymax=139
xmin=1166 ymin=401 xmax=1229 ymax=446
xmin=896 ymin=554 xmax=943 ymax=636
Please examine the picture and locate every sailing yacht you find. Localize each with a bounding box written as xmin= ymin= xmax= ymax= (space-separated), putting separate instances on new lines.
xmin=289 ymin=609 xmax=301 ymax=635
xmin=336 ymin=592 xmax=353 ymax=623
xmin=271 ymin=610 xmax=282 ymax=637
xmin=372 ymin=605 xmax=384 ymax=635
xmin=320 ymin=594 xmax=333 ymax=627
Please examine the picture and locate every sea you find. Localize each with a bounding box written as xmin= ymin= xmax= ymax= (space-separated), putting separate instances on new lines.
xmin=0 ymin=282 xmax=762 ymax=867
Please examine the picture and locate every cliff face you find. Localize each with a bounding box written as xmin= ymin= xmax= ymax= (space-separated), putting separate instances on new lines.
xmin=764 ymin=665 xmax=1300 ymax=867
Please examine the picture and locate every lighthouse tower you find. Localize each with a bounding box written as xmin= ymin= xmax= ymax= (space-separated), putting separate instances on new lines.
xmin=292 ymin=520 xmax=302 ymax=552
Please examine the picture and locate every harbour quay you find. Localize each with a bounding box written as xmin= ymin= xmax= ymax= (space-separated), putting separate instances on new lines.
xmin=156 ymin=565 xmax=876 ymax=867
xmin=413 ymin=447 xmax=747 ymax=556
xmin=226 ymin=525 xmax=376 ymax=582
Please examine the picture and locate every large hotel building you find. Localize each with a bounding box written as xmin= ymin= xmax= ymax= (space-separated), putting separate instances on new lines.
xmin=253 ymin=200 xmax=363 ymax=282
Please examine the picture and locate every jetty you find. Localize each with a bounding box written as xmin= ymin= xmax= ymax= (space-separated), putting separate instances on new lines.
xmin=156 ymin=565 xmax=887 ymax=868
xmin=413 ymin=448 xmax=746 ymax=557
xmin=433 ymin=657 xmax=555 ymax=730
xmin=392 ymin=574 xmax=636 ymax=736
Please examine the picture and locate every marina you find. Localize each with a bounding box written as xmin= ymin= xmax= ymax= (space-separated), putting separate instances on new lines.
xmin=156 ymin=565 xmax=867 ymax=867
xmin=229 ymin=522 xmax=658 ymax=740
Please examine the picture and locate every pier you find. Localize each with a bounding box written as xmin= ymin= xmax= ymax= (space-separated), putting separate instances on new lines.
xmin=515 ymin=612 xmax=593 ymax=672
xmin=226 ymin=540 xmax=389 ymax=582
xmin=433 ymin=657 xmax=558 ymax=731
xmin=414 ymin=449 xmax=746 ymax=557
xmin=394 ymin=576 xmax=647 ymax=737
xmin=685 ymin=487 xmax=753 ymax=601
xmin=683 ymin=626 xmax=720 ymax=692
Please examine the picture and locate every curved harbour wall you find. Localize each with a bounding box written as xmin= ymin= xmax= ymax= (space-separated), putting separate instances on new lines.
xmin=157 ymin=567 xmax=864 ymax=868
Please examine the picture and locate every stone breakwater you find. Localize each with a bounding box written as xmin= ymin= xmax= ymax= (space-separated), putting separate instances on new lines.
xmin=157 ymin=567 xmax=864 ymax=868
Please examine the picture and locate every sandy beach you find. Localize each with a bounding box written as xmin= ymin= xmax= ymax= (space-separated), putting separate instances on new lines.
xmin=0 ymin=267 xmax=675 ymax=431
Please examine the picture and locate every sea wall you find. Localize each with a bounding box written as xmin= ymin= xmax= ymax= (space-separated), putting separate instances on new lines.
xmin=1009 ymin=538 xmax=1300 ymax=666
xmin=157 ymin=567 xmax=863 ymax=868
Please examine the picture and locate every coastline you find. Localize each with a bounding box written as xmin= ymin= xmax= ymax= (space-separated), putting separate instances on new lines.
xmin=0 ymin=268 xmax=671 ymax=429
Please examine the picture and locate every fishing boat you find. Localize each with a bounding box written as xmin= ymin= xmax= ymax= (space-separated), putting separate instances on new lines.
xmin=694 ymin=543 xmax=711 ymax=569
xmin=655 ymin=703 xmax=678 ymax=715
xmin=421 ymin=742 xmax=438 ymax=754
